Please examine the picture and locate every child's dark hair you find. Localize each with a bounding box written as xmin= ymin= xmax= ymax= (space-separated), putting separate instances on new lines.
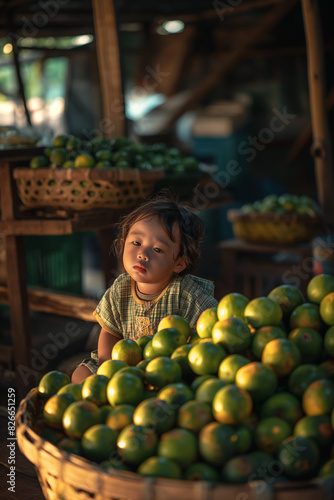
xmin=114 ymin=197 xmax=206 ymax=275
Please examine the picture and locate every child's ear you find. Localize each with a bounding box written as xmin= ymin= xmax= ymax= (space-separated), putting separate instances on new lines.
xmin=174 ymin=256 xmax=187 ymax=274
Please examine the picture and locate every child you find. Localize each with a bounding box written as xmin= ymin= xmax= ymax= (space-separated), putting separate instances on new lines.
xmin=72 ymin=197 xmax=218 ymax=383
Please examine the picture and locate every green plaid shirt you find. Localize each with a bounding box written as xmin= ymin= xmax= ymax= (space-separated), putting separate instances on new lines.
xmin=93 ymin=273 xmax=218 ymax=340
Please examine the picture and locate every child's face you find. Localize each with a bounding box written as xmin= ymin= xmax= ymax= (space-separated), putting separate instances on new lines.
xmin=123 ymin=216 xmax=186 ymax=293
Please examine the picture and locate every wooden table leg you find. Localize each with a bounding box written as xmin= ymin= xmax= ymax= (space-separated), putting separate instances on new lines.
xmin=221 ymin=247 xmax=236 ymax=295
xmin=0 ymin=161 xmax=37 ymax=398
xmin=5 ymin=235 xmax=35 ymax=398
xmin=96 ymin=227 xmax=119 ymax=288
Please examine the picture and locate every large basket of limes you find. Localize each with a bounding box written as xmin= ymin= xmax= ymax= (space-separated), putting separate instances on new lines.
xmin=13 ymin=167 xmax=165 ymax=212
xmin=228 ymin=194 xmax=324 ymax=245
xmin=16 ymin=387 xmax=333 ymax=500
xmin=13 ymin=134 xmax=205 ymax=212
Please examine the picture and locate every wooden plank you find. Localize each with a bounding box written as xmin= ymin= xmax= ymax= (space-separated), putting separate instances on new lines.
xmin=218 ymin=238 xmax=312 ymax=255
xmin=0 ymin=344 xmax=13 ymax=368
xmin=164 ymin=0 xmax=299 ymax=128
xmin=0 ymin=207 xmax=122 ymax=236
xmin=0 ymin=147 xmax=44 ymax=162
xmin=0 ymin=219 xmax=75 ymax=235
xmin=0 ymin=285 xmax=97 ymax=322
xmin=4 ymin=235 xmax=33 ymax=395
xmin=0 ymin=213 xmax=120 ymax=235
xmin=301 ymin=0 xmax=334 ymax=223
xmin=91 ymin=0 xmax=125 ymax=138
xmin=0 ymin=162 xmax=32 ymax=399
xmin=0 ymin=464 xmax=44 ymax=500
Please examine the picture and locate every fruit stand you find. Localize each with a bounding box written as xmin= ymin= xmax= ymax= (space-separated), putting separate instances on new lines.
xmin=1 ymin=1 xmax=334 ymax=498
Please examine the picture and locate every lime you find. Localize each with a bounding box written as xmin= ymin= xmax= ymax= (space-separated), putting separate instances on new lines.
xmin=217 ymin=293 xmax=249 ymax=322
xmin=158 ymin=314 xmax=190 ymax=339
xmin=196 ymin=307 xmax=218 ymax=338
xmin=74 ymin=153 xmax=95 ymax=168
xmin=52 ymin=135 xmax=68 ymax=147
xmin=50 ymin=147 xmax=67 ymax=165
xmin=81 ymin=374 xmax=109 ymax=406
xmin=38 ymin=370 xmax=70 ymax=400
xmin=307 ymin=274 xmax=334 ymax=304
xmin=29 ymin=155 xmax=49 ymax=169
xmin=320 ymin=292 xmax=334 ymax=325
xmin=112 ymin=338 xmax=142 ymax=366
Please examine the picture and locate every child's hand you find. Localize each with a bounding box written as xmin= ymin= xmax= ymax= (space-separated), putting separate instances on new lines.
xmin=98 ymin=328 xmax=120 ymax=364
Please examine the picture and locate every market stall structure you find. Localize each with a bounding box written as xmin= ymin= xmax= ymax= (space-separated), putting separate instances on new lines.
xmin=0 ymin=1 xmax=334 ymax=498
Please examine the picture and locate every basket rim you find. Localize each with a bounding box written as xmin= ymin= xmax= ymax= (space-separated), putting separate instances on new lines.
xmin=228 ymin=208 xmax=323 ymax=225
xmin=13 ymin=166 xmax=165 ymax=182
xmin=15 ymin=388 xmax=334 ymax=500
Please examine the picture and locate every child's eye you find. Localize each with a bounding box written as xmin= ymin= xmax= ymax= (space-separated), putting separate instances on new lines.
xmin=133 ymin=241 xmax=140 ymax=246
xmin=154 ymin=247 xmax=162 ymax=253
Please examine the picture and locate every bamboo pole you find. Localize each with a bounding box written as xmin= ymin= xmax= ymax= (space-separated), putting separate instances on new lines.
xmin=91 ymin=0 xmax=125 ymax=138
xmin=301 ymin=0 xmax=334 ymax=223
xmin=8 ymin=34 xmax=32 ymax=126
xmin=285 ymin=85 xmax=334 ymax=165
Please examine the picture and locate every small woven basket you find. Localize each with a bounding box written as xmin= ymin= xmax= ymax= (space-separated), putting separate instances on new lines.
xmin=228 ymin=210 xmax=323 ymax=245
xmin=13 ymin=167 xmax=165 ymax=211
xmin=16 ymin=388 xmax=334 ymax=500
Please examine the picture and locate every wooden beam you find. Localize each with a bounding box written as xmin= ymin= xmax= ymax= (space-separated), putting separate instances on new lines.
xmin=0 ymin=211 xmax=121 ymax=236
xmin=0 ymin=285 xmax=97 ymax=322
xmin=301 ymin=0 xmax=334 ymax=222
xmin=164 ymin=0 xmax=299 ymax=129
xmin=91 ymin=0 xmax=125 ymax=138
xmin=147 ymin=0 xmax=282 ymax=24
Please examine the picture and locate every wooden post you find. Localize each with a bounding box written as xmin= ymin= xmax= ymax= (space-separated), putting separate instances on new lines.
xmin=301 ymin=0 xmax=334 ymax=223
xmin=91 ymin=0 xmax=125 ymax=138
xmin=285 ymin=84 xmax=334 ymax=165
xmin=0 ymin=162 xmax=34 ymax=398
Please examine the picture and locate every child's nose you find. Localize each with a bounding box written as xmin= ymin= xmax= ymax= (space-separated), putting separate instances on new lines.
xmin=138 ymin=249 xmax=149 ymax=261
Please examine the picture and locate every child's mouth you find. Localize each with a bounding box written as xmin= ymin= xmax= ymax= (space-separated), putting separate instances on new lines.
xmin=133 ymin=265 xmax=146 ymax=273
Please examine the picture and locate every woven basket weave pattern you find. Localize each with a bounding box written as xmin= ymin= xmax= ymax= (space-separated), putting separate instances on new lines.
xmin=228 ymin=210 xmax=322 ymax=245
xmin=16 ymin=388 xmax=333 ymax=500
xmin=13 ymin=167 xmax=164 ymax=211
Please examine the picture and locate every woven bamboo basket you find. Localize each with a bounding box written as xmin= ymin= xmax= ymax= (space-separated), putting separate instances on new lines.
xmin=228 ymin=210 xmax=323 ymax=245
xmin=13 ymin=167 xmax=165 ymax=211
xmin=16 ymin=388 xmax=334 ymax=500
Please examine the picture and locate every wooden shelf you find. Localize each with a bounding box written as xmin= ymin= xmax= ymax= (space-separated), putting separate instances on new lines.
xmin=0 ymin=285 xmax=97 ymax=322
xmin=0 ymin=210 xmax=123 ymax=235
xmin=218 ymin=238 xmax=313 ymax=299
xmin=0 ymin=146 xmax=45 ymax=161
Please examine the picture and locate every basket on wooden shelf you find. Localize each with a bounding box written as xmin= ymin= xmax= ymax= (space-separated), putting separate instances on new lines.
xmin=228 ymin=209 xmax=323 ymax=245
xmin=16 ymin=388 xmax=333 ymax=500
xmin=13 ymin=167 xmax=165 ymax=211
